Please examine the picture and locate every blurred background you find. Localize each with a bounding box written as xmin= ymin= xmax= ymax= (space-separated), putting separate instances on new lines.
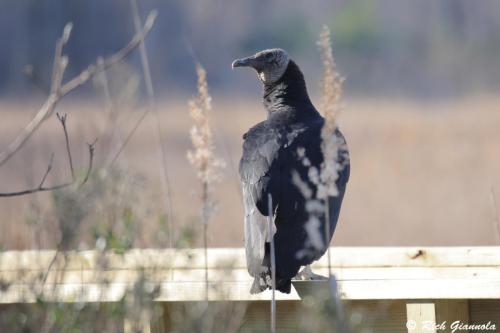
xmin=1 ymin=0 xmax=500 ymax=249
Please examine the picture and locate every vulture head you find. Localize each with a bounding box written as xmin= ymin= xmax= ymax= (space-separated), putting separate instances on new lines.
xmin=232 ymin=48 xmax=290 ymax=84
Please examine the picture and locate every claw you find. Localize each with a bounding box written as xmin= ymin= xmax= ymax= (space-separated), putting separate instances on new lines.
xmin=294 ymin=265 xmax=327 ymax=281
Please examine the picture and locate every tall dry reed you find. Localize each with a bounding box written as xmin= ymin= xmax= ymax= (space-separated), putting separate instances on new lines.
xmin=317 ymin=25 xmax=344 ymax=200
xmin=187 ymin=63 xmax=225 ymax=300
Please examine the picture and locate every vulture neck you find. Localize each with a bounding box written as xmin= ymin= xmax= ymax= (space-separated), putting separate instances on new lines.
xmin=262 ymin=60 xmax=319 ymax=121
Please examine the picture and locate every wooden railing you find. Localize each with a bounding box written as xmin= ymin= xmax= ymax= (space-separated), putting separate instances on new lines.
xmin=1 ymin=247 xmax=499 ymax=333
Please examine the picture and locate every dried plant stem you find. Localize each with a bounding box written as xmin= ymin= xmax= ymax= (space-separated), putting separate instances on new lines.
xmin=96 ymin=56 xmax=126 ymax=162
xmin=130 ymin=0 xmax=174 ymax=246
xmin=324 ymin=203 xmax=332 ymax=277
xmin=490 ymin=186 xmax=500 ymax=244
xmin=131 ymin=0 xmax=154 ymax=101
xmin=41 ymin=250 xmax=60 ymax=285
xmin=317 ymin=25 xmax=350 ymax=333
xmin=317 ymin=24 xmax=343 ymax=277
xmin=97 ymin=57 xmax=113 ymax=113
xmin=187 ymin=63 xmax=224 ymax=302
xmin=267 ymin=194 xmax=276 ymax=333
xmin=329 ymin=276 xmax=349 ymax=333
xmin=318 ymin=25 xmax=343 ymax=129
xmin=203 ymin=183 xmax=209 ymax=301
xmin=109 ymin=108 xmax=149 ymax=165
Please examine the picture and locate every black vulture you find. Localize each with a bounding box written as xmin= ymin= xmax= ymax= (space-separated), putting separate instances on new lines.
xmin=232 ymin=49 xmax=350 ymax=294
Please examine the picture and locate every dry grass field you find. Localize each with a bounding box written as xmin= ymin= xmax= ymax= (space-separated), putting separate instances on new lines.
xmin=1 ymin=95 xmax=500 ymax=249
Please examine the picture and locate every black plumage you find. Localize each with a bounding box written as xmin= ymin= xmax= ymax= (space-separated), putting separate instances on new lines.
xmin=236 ymin=50 xmax=350 ymax=293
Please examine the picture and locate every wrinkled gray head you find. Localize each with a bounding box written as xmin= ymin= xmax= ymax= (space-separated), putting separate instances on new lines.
xmin=232 ymin=48 xmax=290 ymax=84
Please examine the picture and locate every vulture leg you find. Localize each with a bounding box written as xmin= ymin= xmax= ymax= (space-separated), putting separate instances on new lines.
xmin=294 ymin=265 xmax=327 ymax=281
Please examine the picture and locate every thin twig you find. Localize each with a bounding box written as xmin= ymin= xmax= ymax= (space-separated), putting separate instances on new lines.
xmin=38 ymin=154 xmax=55 ymax=188
xmin=109 ymin=108 xmax=149 ymax=165
xmin=267 ymin=194 xmax=276 ymax=333
xmin=56 ymin=113 xmax=75 ymax=180
xmin=0 ymin=181 xmax=73 ymax=197
xmin=80 ymin=139 xmax=97 ymax=187
xmin=0 ymin=11 xmax=157 ymax=167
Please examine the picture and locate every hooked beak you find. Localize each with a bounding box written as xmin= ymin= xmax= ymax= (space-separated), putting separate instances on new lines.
xmin=231 ymin=56 xmax=254 ymax=69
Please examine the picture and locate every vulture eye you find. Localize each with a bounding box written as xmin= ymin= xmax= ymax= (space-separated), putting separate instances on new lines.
xmin=264 ymin=53 xmax=274 ymax=61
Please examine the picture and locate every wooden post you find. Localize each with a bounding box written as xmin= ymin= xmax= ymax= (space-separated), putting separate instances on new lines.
xmin=406 ymin=300 xmax=470 ymax=333
xmin=406 ymin=301 xmax=437 ymax=333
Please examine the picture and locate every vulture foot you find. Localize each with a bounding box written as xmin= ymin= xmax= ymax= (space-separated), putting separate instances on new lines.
xmin=294 ymin=265 xmax=327 ymax=281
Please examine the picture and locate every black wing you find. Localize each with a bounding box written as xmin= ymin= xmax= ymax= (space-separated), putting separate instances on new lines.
xmin=239 ymin=122 xmax=282 ymax=290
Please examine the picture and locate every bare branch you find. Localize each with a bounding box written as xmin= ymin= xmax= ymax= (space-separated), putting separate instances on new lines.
xmin=0 ymin=19 xmax=70 ymax=168
xmin=0 ymin=182 xmax=68 ymax=198
xmin=60 ymin=11 xmax=157 ymax=97
xmin=51 ymin=23 xmax=72 ymax=96
xmin=0 ymin=11 xmax=157 ymax=168
xmin=0 ymin=153 xmax=70 ymax=197
xmin=0 ymin=117 xmax=97 ymax=198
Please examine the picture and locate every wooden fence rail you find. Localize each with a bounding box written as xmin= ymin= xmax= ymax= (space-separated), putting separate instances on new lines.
xmin=1 ymin=247 xmax=499 ymax=332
